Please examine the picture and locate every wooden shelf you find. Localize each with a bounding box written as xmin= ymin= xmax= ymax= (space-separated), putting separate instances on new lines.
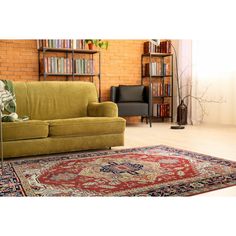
xmin=142 ymin=75 xmax=173 ymax=78
xmin=142 ymin=53 xmax=172 ymax=57
xmin=39 ymin=47 xmax=99 ymax=54
xmin=38 ymin=40 xmax=102 ymax=101
xmin=141 ymin=44 xmax=174 ymax=123
xmin=40 ymin=73 xmax=99 ymax=77
xmin=153 ymin=96 xmax=172 ymax=99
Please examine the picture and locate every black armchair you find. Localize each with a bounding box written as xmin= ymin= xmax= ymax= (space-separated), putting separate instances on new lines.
xmin=110 ymin=84 xmax=152 ymax=127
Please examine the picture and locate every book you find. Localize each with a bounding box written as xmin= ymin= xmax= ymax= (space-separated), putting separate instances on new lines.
xmin=156 ymin=103 xmax=170 ymax=117
xmin=153 ymin=104 xmax=157 ymax=116
xmin=152 ymin=83 xmax=158 ymax=96
xmin=44 ymin=57 xmax=48 ymax=73
xmin=143 ymin=41 xmax=160 ymax=53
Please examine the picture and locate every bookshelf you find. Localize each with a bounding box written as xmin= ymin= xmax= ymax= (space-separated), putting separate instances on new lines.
xmin=141 ymin=41 xmax=174 ymax=122
xmin=37 ymin=40 xmax=101 ymax=101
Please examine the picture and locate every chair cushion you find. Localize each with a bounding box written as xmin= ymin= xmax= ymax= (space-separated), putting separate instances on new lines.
xmin=117 ymin=103 xmax=148 ymax=116
xmin=48 ymin=117 xmax=126 ymax=137
xmin=3 ymin=120 xmax=49 ymax=141
xmin=118 ymin=85 xmax=144 ymax=102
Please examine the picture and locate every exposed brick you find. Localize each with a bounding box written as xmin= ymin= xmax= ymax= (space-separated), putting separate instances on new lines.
xmin=0 ymin=39 xmax=149 ymax=122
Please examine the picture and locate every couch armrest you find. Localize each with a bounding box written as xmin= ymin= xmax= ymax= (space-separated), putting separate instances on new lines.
xmin=88 ymin=102 xmax=118 ymax=117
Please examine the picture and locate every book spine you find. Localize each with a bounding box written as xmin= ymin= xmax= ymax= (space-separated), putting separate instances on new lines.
xmin=90 ymin=59 xmax=93 ymax=74
xmin=72 ymin=39 xmax=76 ymax=49
xmin=167 ymin=40 xmax=171 ymax=53
xmin=79 ymin=59 xmax=82 ymax=74
xmin=44 ymin=57 xmax=48 ymax=73
xmin=50 ymin=57 xmax=53 ymax=73
xmin=68 ymin=58 xmax=70 ymax=74
xmin=152 ymin=83 xmax=157 ymax=96
xmin=82 ymin=40 xmax=86 ymax=49
xmin=58 ymin=58 xmax=61 ymax=74
xmin=77 ymin=59 xmax=79 ymax=74
xmin=55 ymin=57 xmax=58 ymax=73
xmin=64 ymin=58 xmax=67 ymax=74
xmin=153 ymin=104 xmax=157 ymax=116
xmin=163 ymin=63 xmax=166 ymax=76
xmin=61 ymin=57 xmax=64 ymax=74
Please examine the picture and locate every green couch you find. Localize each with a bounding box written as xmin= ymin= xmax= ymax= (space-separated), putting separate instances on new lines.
xmin=3 ymin=81 xmax=126 ymax=158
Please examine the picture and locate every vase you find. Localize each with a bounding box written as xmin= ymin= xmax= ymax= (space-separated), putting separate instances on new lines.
xmin=177 ymin=100 xmax=187 ymax=125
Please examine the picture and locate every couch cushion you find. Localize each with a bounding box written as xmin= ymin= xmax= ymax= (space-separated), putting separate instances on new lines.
xmin=118 ymin=85 xmax=144 ymax=102
xmin=117 ymin=102 xmax=148 ymax=116
xmin=3 ymin=120 xmax=49 ymax=141
xmin=48 ymin=117 xmax=126 ymax=137
xmin=13 ymin=81 xmax=98 ymax=120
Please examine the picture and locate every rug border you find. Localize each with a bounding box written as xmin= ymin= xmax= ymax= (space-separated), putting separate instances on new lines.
xmin=13 ymin=164 xmax=37 ymax=197
xmin=10 ymin=144 xmax=236 ymax=167
xmin=8 ymin=145 xmax=236 ymax=197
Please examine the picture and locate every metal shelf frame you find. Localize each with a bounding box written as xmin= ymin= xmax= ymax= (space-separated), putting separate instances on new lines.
xmin=141 ymin=53 xmax=174 ymax=122
xmin=38 ymin=44 xmax=101 ymax=101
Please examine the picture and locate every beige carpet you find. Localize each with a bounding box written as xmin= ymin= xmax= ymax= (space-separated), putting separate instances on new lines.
xmin=116 ymin=122 xmax=236 ymax=196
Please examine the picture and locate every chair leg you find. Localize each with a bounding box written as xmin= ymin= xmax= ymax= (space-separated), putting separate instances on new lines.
xmin=149 ymin=116 xmax=152 ymax=127
xmin=146 ymin=117 xmax=148 ymax=124
xmin=141 ymin=116 xmax=144 ymax=122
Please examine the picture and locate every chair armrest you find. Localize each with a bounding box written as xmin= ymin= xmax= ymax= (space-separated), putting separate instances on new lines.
xmin=110 ymin=86 xmax=118 ymax=102
xmin=88 ymin=102 xmax=118 ymax=117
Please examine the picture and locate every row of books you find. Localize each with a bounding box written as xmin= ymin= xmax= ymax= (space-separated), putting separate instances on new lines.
xmin=144 ymin=62 xmax=169 ymax=76
xmin=144 ymin=40 xmax=171 ymax=54
xmin=153 ymin=103 xmax=170 ymax=117
xmin=74 ymin=59 xmax=94 ymax=75
xmin=41 ymin=57 xmax=95 ymax=75
xmin=152 ymin=82 xmax=171 ymax=97
xmin=38 ymin=40 xmax=87 ymax=50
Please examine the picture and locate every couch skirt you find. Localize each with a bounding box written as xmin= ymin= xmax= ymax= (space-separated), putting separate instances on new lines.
xmin=3 ymin=133 xmax=124 ymax=158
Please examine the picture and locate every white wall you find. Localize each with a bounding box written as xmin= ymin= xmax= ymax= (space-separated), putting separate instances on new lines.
xmin=192 ymin=40 xmax=236 ymax=125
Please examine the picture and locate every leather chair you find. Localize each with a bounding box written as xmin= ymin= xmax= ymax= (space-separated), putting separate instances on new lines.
xmin=110 ymin=84 xmax=152 ymax=127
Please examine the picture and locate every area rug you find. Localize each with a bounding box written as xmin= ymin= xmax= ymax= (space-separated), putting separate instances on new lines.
xmin=1 ymin=145 xmax=236 ymax=196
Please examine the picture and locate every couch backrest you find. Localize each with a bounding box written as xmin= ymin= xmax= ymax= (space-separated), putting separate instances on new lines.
xmin=13 ymin=81 xmax=98 ymax=120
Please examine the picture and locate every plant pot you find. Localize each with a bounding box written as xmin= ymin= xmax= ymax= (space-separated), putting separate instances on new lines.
xmin=88 ymin=43 xmax=93 ymax=50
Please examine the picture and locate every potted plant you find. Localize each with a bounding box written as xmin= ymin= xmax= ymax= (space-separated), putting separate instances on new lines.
xmin=85 ymin=39 xmax=109 ymax=50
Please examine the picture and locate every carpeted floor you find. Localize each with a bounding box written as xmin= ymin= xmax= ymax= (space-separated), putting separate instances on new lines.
xmin=1 ymin=145 xmax=236 ymax=196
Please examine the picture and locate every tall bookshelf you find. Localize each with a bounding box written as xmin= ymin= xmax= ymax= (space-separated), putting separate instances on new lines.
xmin=141 ymin=41 xmax=174 ymax=122
xmin=37 ymin=40 xmax=101 ymax=101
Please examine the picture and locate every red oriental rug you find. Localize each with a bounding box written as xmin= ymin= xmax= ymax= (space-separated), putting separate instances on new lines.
xmin=1 ymin=145 xmax=236 ymax=196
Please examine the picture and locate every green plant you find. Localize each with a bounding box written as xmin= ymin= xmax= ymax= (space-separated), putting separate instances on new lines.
xmin=85 ymin=39 xmax=109 ymax=49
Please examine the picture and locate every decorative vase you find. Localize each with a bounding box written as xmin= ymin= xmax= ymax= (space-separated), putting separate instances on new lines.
xmin=177 ymin=100 xmax=187 ymax=125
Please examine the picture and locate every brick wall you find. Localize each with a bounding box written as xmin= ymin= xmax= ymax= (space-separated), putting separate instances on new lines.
xmin=100 ymin=40 xmax=144 ymax=101
xmin=0 ymin=39 xmax=146 ymax=123
xmin=0 ymin=40 xmax=38 ymax=81
xmin=0 ymin=39 xmax=145 ymax=99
